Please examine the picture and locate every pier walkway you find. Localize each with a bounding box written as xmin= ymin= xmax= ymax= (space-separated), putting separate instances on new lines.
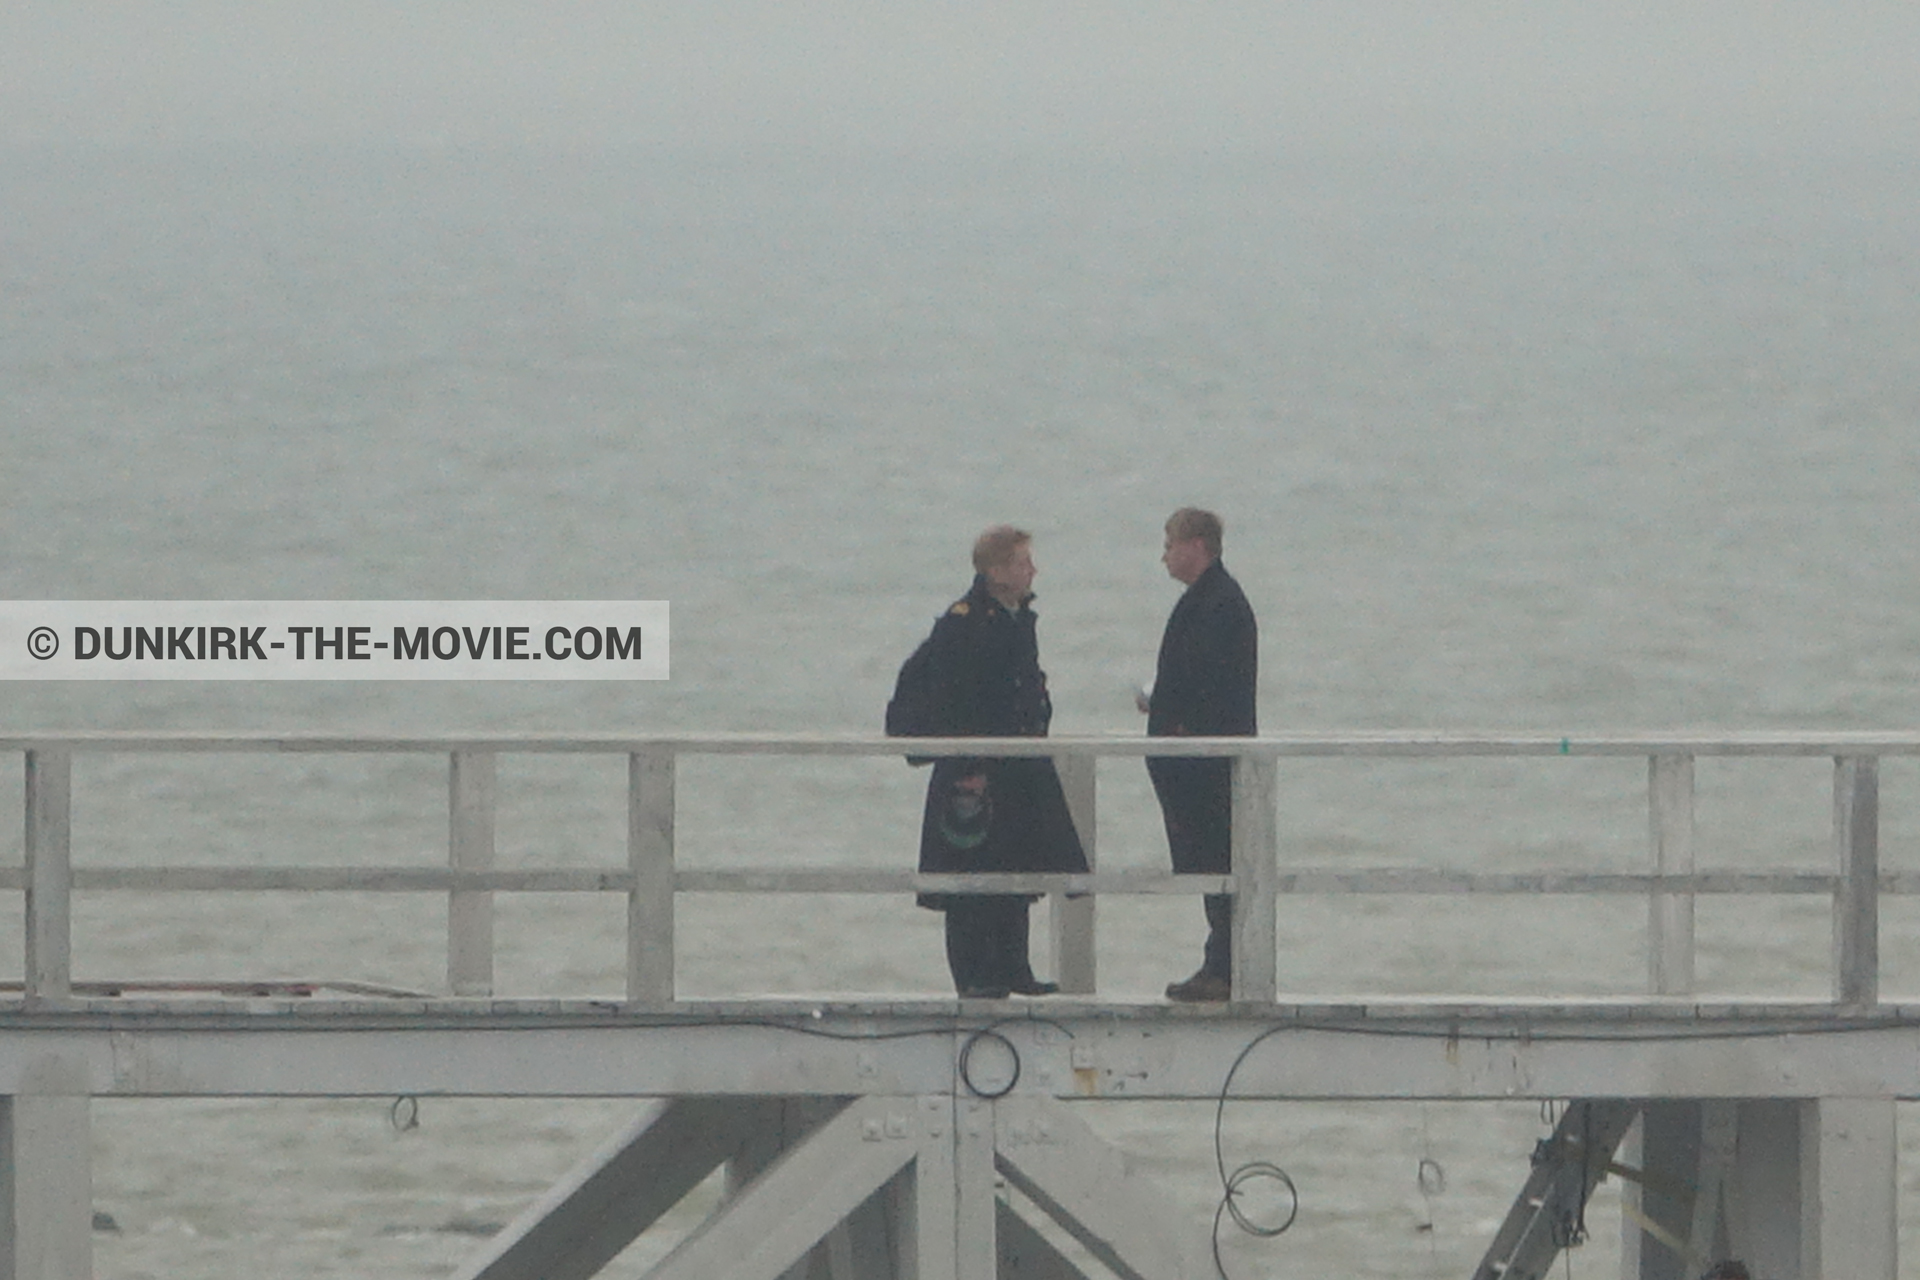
xmin=2 ymin=731 xmax=1917 ymax=1279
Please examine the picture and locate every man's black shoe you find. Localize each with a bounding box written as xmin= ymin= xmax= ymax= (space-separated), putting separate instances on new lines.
xmin=1165 ymin=970 xmax=1232 ymax=1003
xmin=1009 ymin=977 xmax=1060 ymax=996
xmin=958 ymin=985 xmax=1012 ymax=1000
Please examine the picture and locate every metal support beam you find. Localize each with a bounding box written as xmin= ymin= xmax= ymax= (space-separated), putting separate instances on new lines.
xmin=1832 ymin=756 xmax=1878 ymax=1007
xmin=629 ymin=751 xmax=675 ymax=1004
xmin=993 ymin=1098 xmax=1202 ymax=1280
xmin=1683 ymin=1101 xmax=1736 ymax=1266
xmin=1801 ymin=1098 xmax=1896 ymax=1280
xmin=0 ymin=1053 xmax=93 ymax=1280
xmin=457 ymin=1097 xmax=771 ymax=1280
xmin=727 ymin=1098 xmax=840 ymax=1198
xmin=953 ymin=1098 xmax=997 ymax=1280
xmin=822 ymin=1168 xmax=905 ymax=1280
xmin=910 ymin=1095 xmax=957 ymax=1280
xmin=646 ymin=1097 xmax=919 ymax=1280
xmin=323 ymin=1088 xmax=1207 ymax=1280
xmin=1615 ymin=1096 xmax=1901 ymax=1280
xmin=725 ymin=1098 xmax=844 ymax=1280
xmin=1474 ymin=1099 xmax=1639 ymax=1280
xmin=448 ymin=751 xmax=497 ymax=997
xmin=1724 ymin=1099 xmax=1803 ymax=1280
xmin=1620 ymin=1102 xmax=1708 ymax=1280
xmin=1049 ymin=754 xmax=1095 ymax=996
xmin=1229 ymin=755 xmax=1278 ymax=1003
xmin=1648 ymin=754 xmax=1695 ymax=996
xmin=23 ymin=750 xmax=72 ymax=1003
xmin=27 ymin=1012 xmax=1920 ymax=1101
xmin=995 ymin=1201 xmax=1088 ymax=1280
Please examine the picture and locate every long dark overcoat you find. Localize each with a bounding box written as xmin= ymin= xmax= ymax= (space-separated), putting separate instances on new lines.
xmin=915 ymin=576 xmax=1087 ymax=909
xmin=1146 ymin=558 xmax=1258 ymax=740
xmin=1144 ymin=557 xmax=1258 ymax=875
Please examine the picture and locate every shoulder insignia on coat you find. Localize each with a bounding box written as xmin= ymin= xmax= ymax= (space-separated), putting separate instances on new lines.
xmin=948 ymin=601 xmax=970 ymax=616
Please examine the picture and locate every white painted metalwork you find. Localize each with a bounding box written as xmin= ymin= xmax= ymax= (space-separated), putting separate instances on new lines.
xmin=1616 ymin=1098 xmax=1898 ymax=1280
xmin=8 ymin=1004 xmax=1920 ymax=1101
xmin=456 ymin=1097 xmax=747 ymax=1280
xmin=6 ymin=730 xmax=1918 ymax=1280
xmin=448 ymin=750 xmax=497 ymax=997
xmin=1647 ymin=753 xmax=1694 ymax=997
xmin=22 ymin=750 xmax=71 ymax=1004
xmin=0 ymin=1084 xmax=92 ymax=1280
xmin=646 ymin=1096 xmax=919 ymax=1280
xmin=1684 ymin=1100 xmax=1738 ymax=1268
xmin=1049 ymin=754 xmax=1096 ymax=996
xmin=1801 ymin=1096 xmax=1897 ymax=1280
xmin=8 ymin=730 xmax=1920 ymax=1008
xmin=992 ymin=1096 xmax=1204 ymax=1278
xmin=1834 ymin=755 xmax=1880 ymax=1007
xmin=627 ymin=750 xmax=676 ymax=1004
xmin=1228 ymin=755 xmax=1278 ymax=1003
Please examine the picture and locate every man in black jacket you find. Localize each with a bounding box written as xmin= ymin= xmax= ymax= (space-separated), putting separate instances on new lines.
xmin=1142 ymin=508 xmax=1258 ymax=1002
xmin=914 ymin=525 xmax=1087 ymax=998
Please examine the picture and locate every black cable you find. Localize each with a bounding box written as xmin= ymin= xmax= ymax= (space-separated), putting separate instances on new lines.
xmin=957 ymin=1027 xmax=1021 ymax=1099
xmin=557 ymin=1005 xmax=1083 ymax=1044
xmin=1572 ymin=1103 xmax=1592 ymax=1247
xmin=1221 ymin=1162 xmax=1298 ymax=1237
xmin=1209 ymin=1025 xmax=1301 ymax=1279
xmin=1211 ymin=1170 xmax=1300 ymax=1280
xmin=974 ymin=1010 xmax=1079 ymax=1041
xmin=613 ymin=1007 xmax=1920 ymax=1049
xmin=1225 ymin=1014 xmax=1920 ymax=1044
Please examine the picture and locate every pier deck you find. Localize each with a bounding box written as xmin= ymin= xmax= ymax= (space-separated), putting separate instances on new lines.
xmin=7 ymin=994 xmax=1920 ymax=1102
xmin=2 ymin=731 xmax=1915 ymax=1278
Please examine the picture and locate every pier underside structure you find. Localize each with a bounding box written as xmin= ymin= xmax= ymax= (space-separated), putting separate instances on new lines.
xmin=3 ymin=731 xmax=1917 ymax=1278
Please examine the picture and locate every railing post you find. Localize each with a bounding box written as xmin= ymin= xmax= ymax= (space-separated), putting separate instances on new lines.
xmin=448 ymin=751 xmax=497 ymax=997
xmin=1648 ymin=753 xmax=1696 ymax=996
xmin=628 ymin=750 xmax=676 ymax=1004
xmin=1229 ymin=752 xmax=1278 ymax=1004
xmin=24 ymin=748 xmax=73 ymax=1002
xmin=1833 ymin=755 xmax=1879 ymax=1007
xmin=0 ymin=1071 xmax=95 ymax=1280
xmin=1050 ymin=752 xmax=1096 ymax=995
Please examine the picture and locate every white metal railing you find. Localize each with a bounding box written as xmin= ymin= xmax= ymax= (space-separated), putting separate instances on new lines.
xmin=6 ymin=732 xmax=1917 ymax=1006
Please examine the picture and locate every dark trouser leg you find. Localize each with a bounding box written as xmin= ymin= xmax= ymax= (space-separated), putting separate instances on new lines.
xmin=1202 ymin=891 xmax=1232 ymax=978
xmin=984 ymin=895 xmax=1033 ymax=987
xmin=944 ymin=896 xmax=1030 ymax=993
xmin=944 ymin=897 xmax=994 ymax=992
xmin=999 ymin=896 xmax=1035 ymax=985
xmin=1148 ymin=755 xmax=1235 ymax=979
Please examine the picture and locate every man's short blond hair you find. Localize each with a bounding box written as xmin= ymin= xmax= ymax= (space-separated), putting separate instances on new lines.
xmin=972 ymin=525 xmax=1032 ymax=573
xmin=1165 ymin=507 xmax=1223 ymax=558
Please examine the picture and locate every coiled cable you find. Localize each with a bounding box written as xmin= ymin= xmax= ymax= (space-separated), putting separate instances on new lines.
xmin=1210 ymin=1025 xmax=1300 ymax=1277
xmin=957 ymin=1026 xmax=1022 ymax=1099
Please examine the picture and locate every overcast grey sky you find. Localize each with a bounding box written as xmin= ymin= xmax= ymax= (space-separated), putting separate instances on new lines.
xmin=3 ymin=3 xmax=1917 ymax=154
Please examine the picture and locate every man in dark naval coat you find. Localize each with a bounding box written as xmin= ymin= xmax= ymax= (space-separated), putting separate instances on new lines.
xmin=915 ymin=525 xmax=1087 ymax=998
xmin=1142 ymin=507 xmax=1258 ymax=1002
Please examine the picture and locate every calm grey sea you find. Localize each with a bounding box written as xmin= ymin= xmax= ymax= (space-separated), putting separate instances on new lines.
xmin=4 ymin=142 xmax=1920 ymax=1276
